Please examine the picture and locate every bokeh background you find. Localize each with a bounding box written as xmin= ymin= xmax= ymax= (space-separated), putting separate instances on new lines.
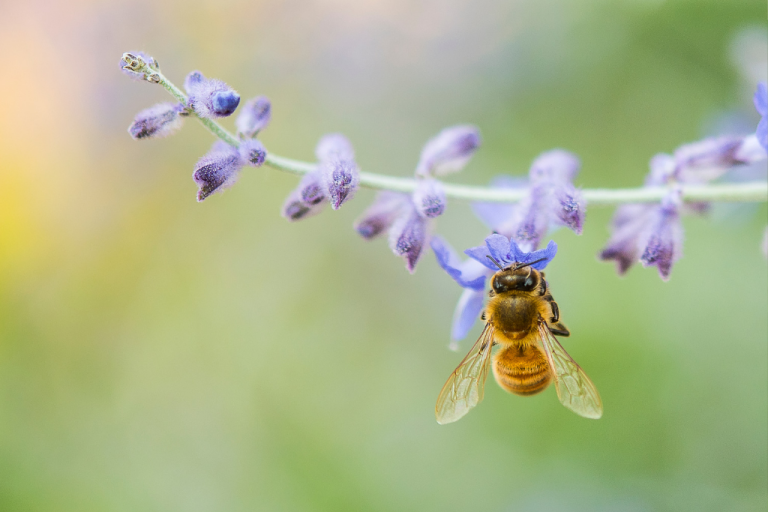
xmin=0 ymin=1 xmax=766 ymax=511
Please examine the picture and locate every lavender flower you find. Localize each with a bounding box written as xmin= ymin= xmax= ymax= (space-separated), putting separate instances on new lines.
xmin=754 ymin=82 xmax=767 ymax=151
xmin=238 ymin=139 xmax=267 ymax=167
xmin=412 ymin=179 xmax=447 ymax=218
xmin=236 ymin=96 xmax=272 ymax=138
xmin=128 ymin=102 xmax=186 ymax=140
xmin=298 ymin=171 xmax=327 ymax=205
xmin=431 ymin=234 xmax=558 ymax=347
xmin=193 ymin=144 xmax=243 ymax=201
xmin=184 ymin=71 xmax=240 ymax=119
xmin=639 ymin=190 xmax=683 ymax=280
xmin=281 ymin=189 xmax=325 ymax=221
xmin=316 ymin=134 xmax=355 ymax=162
xmin=416 ymin=125 xmax=481 ymax=177
xmin=389 ymin=204 xmax=429 ymax=273
xmin=120 ymin=52 xmax=158 ymax=81
xmin=354 ymin=192 xmax=410 ymax=239
xmin=476 ymin=150 xmax=585 ymax=252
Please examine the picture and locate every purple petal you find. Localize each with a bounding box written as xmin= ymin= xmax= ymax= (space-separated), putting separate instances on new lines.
xmin=316 ymin=134 xmax=355 ymax=162
xmin=413 ymin=179 xmax=447 ymax=218
xmin=430 ymin=236 xmax=487 ymax=290
xmin=519 ymin=240 xmax=558 ymax=270
xmin=322 ymin=158 xmax=360 ymax=210
xmin=598 ymin=204 xmax=655 ymax=275
xmin=485 ymin=233 xmax=512 ymax=265
xmin=673 ymin=136 xmax=745 ymax=183
xmin=464 ymin=243 xmax=496 ymax=270
xmin=507 ymin=185 xmax=549 ymax=252
xmin=128 ymin=102 xmax=184 ymax=140
xmin=754 ymin=82 xmax=767 ymax=117
xmin=529 ymin=149 xmax=581 ymax=183
xmin=238 ymin=139 xmax=267 ymax=167
xmin=646 ymin=153 xmax=675 ymax=186
xmin=552 ymin=185 xmax=586 ymax=234
xmin=236 ymin=96 xmax=272 ymax=138
xmin=639 ymin=191 xmax=683 ymax=280
xmin=281 ymin=188 xmax=325 ymax=222
xmin=451 ymin=288 xmax=485 ymax=344
xmin=415 ymin=125 xmax=481 ymax=177
xmin=389 ymin=205 xmax=429 ymax=273
xmin=193 ymin=146 xmax=243 ymax=202
xmin=354 ymin=192 xmax=410 ymax=240
xmin=298 ymin=170 xmax=327 ymax=205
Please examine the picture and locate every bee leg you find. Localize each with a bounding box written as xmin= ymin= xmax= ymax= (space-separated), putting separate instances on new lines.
xmin=480 ymin=310 xmax=486 ymax=321
xmin=549 ymin=301 xmax=560 ymax=323
xmin=549 ymin=322 xmax=570 ymax=337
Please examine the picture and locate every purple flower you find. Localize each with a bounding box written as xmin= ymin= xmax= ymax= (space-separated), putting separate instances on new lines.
xmin=388 ymin=204 xmax=429 ymax=274
xmin=281 ymin=188 xmax=325 ymax=221
xmin=120 ymin=52 xmax=158 ymax=81
xmin=238 ymin=139 xmax=267 ymax=167
xmin=236 ymin=96 xmax=272 ymax=138
xmin=477 ymin=150 xmax=585 ymax=252
xmin=600 ymin=189 xmax=683 ymax=280
xmin=317 ymin=134 xmax=359 ymax=210
xmin=128 ymin=102 xmax=186 ymax=140
xmin=412 ymin=179 xmax=447 ymax=218
xmin=193 ymin=144 xmax=243 ymax=202
xmin=464 ymin=234 xmax=558 ymax=271
xmin=298 ymin=171 xmax=327 ymax=205
xmin=354 ymin=192 xmax=410 ymax=239
xmin=754 ymin=82 xmax=767 ymax=151
xmin=184 ymin=71 xmax=240 ymax=119
xmin=415 ymin=125 xmax=481 ymax=177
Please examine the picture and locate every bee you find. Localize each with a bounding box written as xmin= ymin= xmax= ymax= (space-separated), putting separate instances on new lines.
xmin=435 ymin=255 xmax=602 ymax=424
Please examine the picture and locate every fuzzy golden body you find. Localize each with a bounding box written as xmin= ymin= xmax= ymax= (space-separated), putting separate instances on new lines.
xmin=436 ymin=261 xmax=602 ymax=424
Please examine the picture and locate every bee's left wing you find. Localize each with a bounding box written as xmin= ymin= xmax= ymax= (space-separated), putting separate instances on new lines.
xmin=537 ymin=319 xmax=603 ymax=419
xmin=435 ymin=323 xmax=495 ymax=424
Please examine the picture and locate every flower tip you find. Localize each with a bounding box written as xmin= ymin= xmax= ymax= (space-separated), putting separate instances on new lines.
xmin=212 ymin=91 xmax=240 ymax=117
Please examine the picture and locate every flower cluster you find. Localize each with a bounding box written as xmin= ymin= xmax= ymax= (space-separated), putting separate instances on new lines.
xmin=599 ymin=129 xmax=766 ymax=280
xmin=354 ymin=126 xmax=481 ymax=272
xmin=281 ymin=134 xmax=360 ymax=220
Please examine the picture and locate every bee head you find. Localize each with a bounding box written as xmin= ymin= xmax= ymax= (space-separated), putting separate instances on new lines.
xmin=488 ymin=256 xmax=545 ymax=294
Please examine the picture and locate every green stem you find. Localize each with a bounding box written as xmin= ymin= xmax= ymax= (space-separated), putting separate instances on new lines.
xmin=141 ymin=55 xmax=768 ymax=206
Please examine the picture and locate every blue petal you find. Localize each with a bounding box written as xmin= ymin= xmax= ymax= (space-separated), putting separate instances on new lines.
xmin=754 ymin=82 xmax=768 ymax=117
xmin=451 ymin=288 xmax=485 ymax=341
xmin=757 ymin=117 xmax=768 ymax=151
xmin=485 ymin=233 xmax=511 ymax=265
xmin=525 ymin=240 xmax=558 ymax=269
xmin=464 ymin=244 xmax=497 ymax=270
xmin=431 ymin=236 xmax=486 ymax=290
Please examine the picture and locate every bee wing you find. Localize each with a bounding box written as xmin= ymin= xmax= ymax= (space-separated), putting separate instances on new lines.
xmin=537 ymin=320 xmax=603 ymax=419
xmin=435 ymin=323 xmax=495 ymax=424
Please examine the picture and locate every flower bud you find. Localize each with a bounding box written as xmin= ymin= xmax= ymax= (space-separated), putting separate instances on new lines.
xmin=298 ymin=171 xmax=327 ymax=205
xmin=185 ymin=71 xmax=240 ymax=119
xmin=322 ymin=158 xmax=359 ymax=210
xmin=415 ymin=125 xmax=481 ymax=177
xmin=552 ymin=185 xmax=585 ymax=234
xmin=128 ymin=102 xmax=185 ymax=140
xmin=236 ymin=96 xmax=272 ymax=138
xmin=389 ymin=205 xmax=429 ymax=273
xmin=193 ymin=146 xmax=243 ymax=202
xmin=120 ymin=52 xmax=159 ymax=82
xmin=354 ymin=192 xmax=410 ymax=240
xmin=639 ymin=190 xmax=683 ymax=281
xmin=673 ymin=136 xmax=745 ymax=183
xmin=281 ymin=189 xmax=325 ymax=221
xmin=238 ymin=139 xmax=267 ymax=167
xmin=412 ymin=178 xmax=446 ymax=218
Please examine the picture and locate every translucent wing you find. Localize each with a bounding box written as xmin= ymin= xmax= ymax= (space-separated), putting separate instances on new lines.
xmin=435 ymin=323 xmax=495 ymax=424
xmin=537 ymin=320 xmax=603 ymax=419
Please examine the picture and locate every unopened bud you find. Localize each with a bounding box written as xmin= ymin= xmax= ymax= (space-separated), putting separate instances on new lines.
xmin=128 ymin=102 xmax=185 ymax=140
xmin=236 ymin=96 xmax=272 ymax=138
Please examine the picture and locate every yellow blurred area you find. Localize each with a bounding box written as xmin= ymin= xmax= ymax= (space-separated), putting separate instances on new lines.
xmin=0 ymin=1 xmax=765 ymax=511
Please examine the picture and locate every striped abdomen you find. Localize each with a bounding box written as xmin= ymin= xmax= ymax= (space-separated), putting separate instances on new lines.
xmin=492 ymin=344 xmax=552 ymax=396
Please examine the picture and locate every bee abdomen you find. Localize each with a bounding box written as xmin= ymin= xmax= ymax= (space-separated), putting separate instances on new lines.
xmin=492 ymin=345 xmax=552 ymax=396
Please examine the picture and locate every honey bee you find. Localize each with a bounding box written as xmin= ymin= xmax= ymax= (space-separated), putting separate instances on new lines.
xmin=435 ymin=255 xmax=602 ymax=424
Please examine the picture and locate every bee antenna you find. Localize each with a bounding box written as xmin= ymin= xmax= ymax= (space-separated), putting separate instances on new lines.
xmin=513 ymin=257 xmax=547 ymax=271
xmin=486 ymin=255 xmax=504 ymax=271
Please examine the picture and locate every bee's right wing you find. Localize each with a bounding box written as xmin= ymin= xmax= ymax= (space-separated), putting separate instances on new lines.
xmin=435 ymin=323 xmax=495 ymax=424
xmin=537 ymin=319 xmax=603 ymax=419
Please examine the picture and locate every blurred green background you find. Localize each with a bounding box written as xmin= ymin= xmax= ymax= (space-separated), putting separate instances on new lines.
xmin=0 ymin=1 xmax=766 ymax=511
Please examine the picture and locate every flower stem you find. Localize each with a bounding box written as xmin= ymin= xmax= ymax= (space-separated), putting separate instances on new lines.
xmin=149 ymin=61 xmax=768 ymax=206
